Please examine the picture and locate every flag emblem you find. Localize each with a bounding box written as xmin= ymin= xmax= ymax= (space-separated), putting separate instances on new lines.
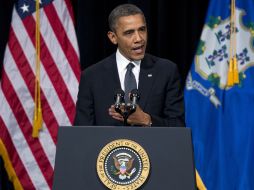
xmin=186 ymin=7 xmax=254 ymax=108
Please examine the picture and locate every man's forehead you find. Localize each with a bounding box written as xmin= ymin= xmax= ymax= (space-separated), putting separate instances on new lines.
xmin=116 ymin=15 xmax=146 ymax=29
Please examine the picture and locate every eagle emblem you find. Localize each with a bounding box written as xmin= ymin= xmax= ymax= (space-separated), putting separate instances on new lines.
xmin=112 ymin=153 xmax=136 ymax=180
xmin=97 ymin=139 xmax=150 ymax=190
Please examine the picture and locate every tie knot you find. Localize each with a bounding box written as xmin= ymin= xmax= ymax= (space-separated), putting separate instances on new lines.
xmin=127 ymin=63 xmax=135 ymax=71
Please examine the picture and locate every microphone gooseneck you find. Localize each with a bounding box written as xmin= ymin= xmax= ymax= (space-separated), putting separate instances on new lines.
xmin=113 ymin=89 xmax=140 ymax=126
xmin=114 ymin=89 xmax=125 ymax=113
xmin=130 ymin=89 xmax=140 ymax=111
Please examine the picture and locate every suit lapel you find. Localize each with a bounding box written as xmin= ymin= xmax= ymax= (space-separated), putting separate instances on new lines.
xmin=138 ymin=54 xmax=156 ymax=109
xmin=104 ymin=54 xmax=122 ymax=90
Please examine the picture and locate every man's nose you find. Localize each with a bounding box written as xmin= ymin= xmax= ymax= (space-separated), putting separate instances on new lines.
xmin=134 ymin=32 xmax=142 ymax=42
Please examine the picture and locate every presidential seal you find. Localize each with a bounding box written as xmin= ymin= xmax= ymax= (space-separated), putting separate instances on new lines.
xmin=96 ymin=139 xmax=150 ymax=190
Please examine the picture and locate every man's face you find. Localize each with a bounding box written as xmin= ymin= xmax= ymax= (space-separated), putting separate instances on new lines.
xmin=108 ymin=14 xmax=147 ymax=61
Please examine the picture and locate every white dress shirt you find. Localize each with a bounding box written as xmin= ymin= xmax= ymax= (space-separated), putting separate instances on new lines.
xmin=116 ymin=49 xmax=141 ymax=91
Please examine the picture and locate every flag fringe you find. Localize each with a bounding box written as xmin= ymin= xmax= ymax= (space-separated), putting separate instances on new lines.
xmin=0 ymin=140 xmax=24 ymax=190
xmin=233 ymin=57 xmax=239 ymax=83
xmin=227 ymin=0 xmax=239 ymax=87
xmin=196 ymin=170 xmax=207 ymax=190
xmin=227 ymin=59 xmax=234 ymax=86
xmin=32 ymin=107 xmax=43 ymax=137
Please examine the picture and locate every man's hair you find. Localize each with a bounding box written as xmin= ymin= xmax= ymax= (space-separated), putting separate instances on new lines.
xmin=108 ymin=4 xmax=145 ymax=32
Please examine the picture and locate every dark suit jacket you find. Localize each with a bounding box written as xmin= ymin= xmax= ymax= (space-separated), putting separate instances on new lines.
xmin=74 ymin=53 xmax=185 ymax=127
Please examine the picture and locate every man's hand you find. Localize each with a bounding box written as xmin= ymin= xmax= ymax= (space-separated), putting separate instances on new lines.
xmin=108 ymin=105 xmax=124 ymax=121
xmin=108 ymin=105 xmax=151 ymax=126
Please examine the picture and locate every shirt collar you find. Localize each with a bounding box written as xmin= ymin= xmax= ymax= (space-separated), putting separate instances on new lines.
xmin=116 ymin=49 xmax=141 ymax=71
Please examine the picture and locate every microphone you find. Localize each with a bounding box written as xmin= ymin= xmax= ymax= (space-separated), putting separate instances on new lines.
xmin=130 ymin=89 xmax=140 ymax=111
xmin=114 ymin=89 xmax=125 ymax=112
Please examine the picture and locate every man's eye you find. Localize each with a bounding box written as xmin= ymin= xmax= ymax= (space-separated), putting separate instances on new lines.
xmin=140 ymin=27 xmax=146 ymax=31
xmin=124 ymin=30 xmax=133 ymax=35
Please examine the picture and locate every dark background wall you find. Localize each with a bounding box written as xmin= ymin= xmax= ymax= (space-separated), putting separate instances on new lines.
xmin=0 ymin=0 xmax=209 ymax=189
xmin=0 ymin=0 xmax=209 ymax=81
xmin=75 ymin=0 xmax=209 ymax=83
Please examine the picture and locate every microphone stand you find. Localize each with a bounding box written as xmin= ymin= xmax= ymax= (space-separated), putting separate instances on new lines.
xmin=115 ymin=103 xmax=136 ymax=126
xmin=114 ymin=89 xmax=139 ymax=126
xmin=123 ymin=111 xmax=129 ymax=126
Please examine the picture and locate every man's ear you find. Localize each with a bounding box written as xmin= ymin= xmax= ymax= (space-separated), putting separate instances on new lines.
xmin=107 ymin=31 xmax=118 ymax=45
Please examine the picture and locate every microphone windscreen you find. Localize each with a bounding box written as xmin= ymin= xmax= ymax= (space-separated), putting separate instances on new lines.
xmin=114 ymin=89 xmax=125 ymax=100
xmin=130 ymin=89 xmax=140 ymax=101
xmin=130 ymin=89 xmax=139 ymax=95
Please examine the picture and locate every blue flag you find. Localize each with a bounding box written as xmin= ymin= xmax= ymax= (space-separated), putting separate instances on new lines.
xmin=185 ymin=0 xmax=254 ymax=189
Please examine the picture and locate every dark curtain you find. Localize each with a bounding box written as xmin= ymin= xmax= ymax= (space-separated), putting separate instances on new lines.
xmin=0 ymin=1 xmax=15 ymax=189
xmin=76 ymin=0 xmax=209 ymax=83
xmin=0 ymin=0 xmax=13 ymax=79
xmin=0 ymin=0 xmax=209 ymax=189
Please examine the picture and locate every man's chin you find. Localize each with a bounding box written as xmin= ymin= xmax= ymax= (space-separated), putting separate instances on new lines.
xmin=131 ymin=53 xmax=145 ymax=61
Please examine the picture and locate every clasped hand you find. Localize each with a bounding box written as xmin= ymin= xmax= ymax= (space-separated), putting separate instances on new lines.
xmin=108 ymin=104 xmax=151 ymax=126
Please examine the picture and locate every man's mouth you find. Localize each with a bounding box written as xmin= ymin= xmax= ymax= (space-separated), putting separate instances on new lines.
xmin=132 ymin=45 xmax=145 ymax=53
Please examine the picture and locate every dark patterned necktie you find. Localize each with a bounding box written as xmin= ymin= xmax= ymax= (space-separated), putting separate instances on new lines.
xmin=124 ymin=63 xmax=137 ymax=102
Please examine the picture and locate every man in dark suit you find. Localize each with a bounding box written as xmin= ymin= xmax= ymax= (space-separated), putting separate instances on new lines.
xmin=74 ymin=4 xmax=185 ymax=127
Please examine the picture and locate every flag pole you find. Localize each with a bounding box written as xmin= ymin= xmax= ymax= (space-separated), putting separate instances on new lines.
xmin=33 ymin=0 xmax=43 ymax=138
